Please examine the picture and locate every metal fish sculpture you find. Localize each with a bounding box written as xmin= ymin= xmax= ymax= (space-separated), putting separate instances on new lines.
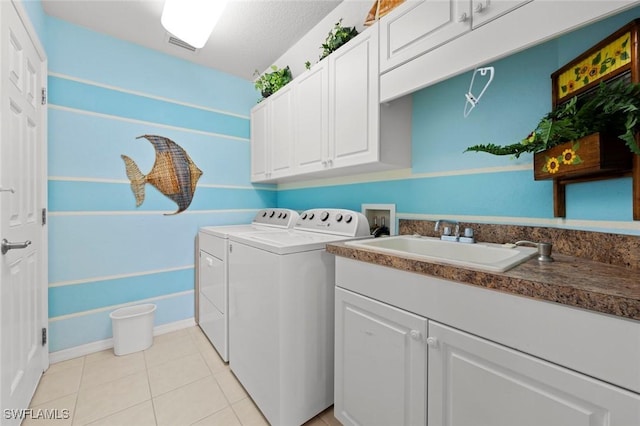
xmin=121 ymin=135 xmax=203 ymax=215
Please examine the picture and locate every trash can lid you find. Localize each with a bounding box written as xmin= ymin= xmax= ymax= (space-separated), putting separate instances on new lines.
xmin=109 ymin=303 xmax=157 ymax=320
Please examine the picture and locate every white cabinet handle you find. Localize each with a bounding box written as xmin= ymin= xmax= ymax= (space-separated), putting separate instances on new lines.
xmin=410 ymin=330 xmax=422 ymax=341
xmin=474 ymin=2 xmax=485 ymax=13
xmin=426 ymin=337 xmax=438 ymax=348
xmin=458 ymin=12 xmax=468 ymax=23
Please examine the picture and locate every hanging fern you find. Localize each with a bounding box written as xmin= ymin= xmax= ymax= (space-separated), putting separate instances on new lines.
xmin=465 ymin=80 xmax=640 ymax=157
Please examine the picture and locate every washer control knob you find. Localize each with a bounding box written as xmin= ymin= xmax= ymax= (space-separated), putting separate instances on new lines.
xmin=269 ymin=211 xmax=275 ymax=218
xmin=336 ymin=213 xmax=343 ymax=222
xmin=301 ymin=213 xmax=307 ymax=220
xmin=320 ymin=211 xmax=330 ymax=221
xmin=282 ymin=213 xmax=287 ymax=219
xmin=345 ymin=214 xmax=353 ymax=223
xmin=277 ymin=212 xmax=283 ymax=218
xmin=309 ymin=213 xmax=315 ymax=220
xmin=262 ymin=211 xmax=267 ymax=217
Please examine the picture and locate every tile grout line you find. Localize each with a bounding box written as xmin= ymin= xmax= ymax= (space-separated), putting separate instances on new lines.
xmin=143 ymin=350 xmax=160 ymax=426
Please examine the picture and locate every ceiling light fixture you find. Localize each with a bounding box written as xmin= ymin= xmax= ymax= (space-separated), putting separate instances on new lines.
xmin=161 ymin=0 xmax=229 ymax=49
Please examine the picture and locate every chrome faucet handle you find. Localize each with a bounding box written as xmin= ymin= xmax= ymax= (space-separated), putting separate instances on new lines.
xmin=515 ymin=240 xmax=554 ymax=262
xmin=434 ymin=219 xmax=459 ymax=235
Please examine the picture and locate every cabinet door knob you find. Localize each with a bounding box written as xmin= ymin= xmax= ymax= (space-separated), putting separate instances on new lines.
xmin=457 ymin=12 xmax=468 ymax=23
xmin=410 ymin=330 xmax=422 ymax=341
xmin=426 ymin=337 xmax=438 ymax=348
xmin=474 ymin=2 xmax=485 ymax=13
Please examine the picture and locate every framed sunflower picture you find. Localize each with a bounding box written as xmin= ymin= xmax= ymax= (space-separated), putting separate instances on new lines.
xmin=551 ymin=19 xmax=639 ymax=107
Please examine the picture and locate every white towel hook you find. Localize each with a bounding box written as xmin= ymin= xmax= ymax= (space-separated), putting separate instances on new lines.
xmin=464 ymin=66 xmax=494 ymax=117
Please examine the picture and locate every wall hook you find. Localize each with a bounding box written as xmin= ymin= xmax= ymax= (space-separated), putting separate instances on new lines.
xmin=464 ymin=66 xmax=494 ymax=117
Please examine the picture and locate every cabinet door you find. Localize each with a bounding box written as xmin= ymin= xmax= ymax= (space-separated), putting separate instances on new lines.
xmin=294 ymin=61 xmax=329 ymax=174
xmin=268 ymin=84 xmax=294 ymax=178
xmin=250 ymin=101 xmax=269 ymax=182
xmin=428 ymin=321 xmax=640 ymax=426
xmin=471 ymin=0 xmax=531 ymax=29
xmin=335 ymin=288 xmax=427 ymax=426
xmin=329 ymin=26 xmax=380 ymax=169
xmin=380 ymin=0 xmax=471 ymax=73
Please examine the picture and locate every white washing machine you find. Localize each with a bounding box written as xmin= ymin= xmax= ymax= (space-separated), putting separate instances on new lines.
xmin=197 ymin=208 xmax=299 ymax=361
xmin=228 ymin=208 xmax=370 ymax=426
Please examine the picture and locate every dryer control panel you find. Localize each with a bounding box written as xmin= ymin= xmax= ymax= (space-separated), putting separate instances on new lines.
xmin=252 ymin=209 xmax=299 ymax=228
xmin=294 ymin=209 xmax=370 ymax=237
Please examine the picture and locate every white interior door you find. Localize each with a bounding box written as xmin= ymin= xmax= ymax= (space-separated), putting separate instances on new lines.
xmin=0 ymin=0 xmax=48 ymax=423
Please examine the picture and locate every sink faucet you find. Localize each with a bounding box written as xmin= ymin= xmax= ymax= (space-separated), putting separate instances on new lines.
xmin=434 ymin=219 xmax=459 ymax=238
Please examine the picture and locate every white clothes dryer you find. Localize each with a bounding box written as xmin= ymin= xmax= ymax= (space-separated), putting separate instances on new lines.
xmin=197 ymin=208 xmax=299 ymax=361
xmin=227 ymin=209 xmax=369 ymax=426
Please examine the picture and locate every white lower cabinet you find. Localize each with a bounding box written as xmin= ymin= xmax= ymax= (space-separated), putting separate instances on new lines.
xmin=335 ymin=288 xmax=427 ymax=426
xmin=335 ymin=270 xmax=640 ymax=426
xmin=428 ymin=321 xmax=640 ymax=426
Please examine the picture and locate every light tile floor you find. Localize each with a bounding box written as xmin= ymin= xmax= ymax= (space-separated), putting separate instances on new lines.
xmin=28 ymin=326 xmax=341 ymax=426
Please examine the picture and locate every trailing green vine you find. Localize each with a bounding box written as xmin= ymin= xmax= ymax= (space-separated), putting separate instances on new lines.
xmin=319 ymin=19 xmax=358 ymax=60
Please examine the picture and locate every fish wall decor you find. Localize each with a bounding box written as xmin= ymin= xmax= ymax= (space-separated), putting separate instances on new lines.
xmin=121 ymin=135 xmax=203 ymax=215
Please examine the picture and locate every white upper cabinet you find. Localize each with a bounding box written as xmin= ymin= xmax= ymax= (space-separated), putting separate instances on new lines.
xmin=293 ymin=60 xmax=329 ymax=174
xmin=379 ymin=0 xmax=532 ymax=74
xmin=268 ymin=84 xmax=295 ymax=179
xmin=250 ymin=84 xmax=295 ymax=181
xmin=470 ymin=0 xmax=532 ymax=29
xmin=329 ymin=26 xmax=380 ymax=169
xmin=380 ymin=0 xmax=640 ymax=102
xmin=251 ymin=23 xmax=411 ymax=183
xmin=380 ymin=0 xmax=472 ymax=73
xmin=250 ymin=101 xmax=269 ymax=182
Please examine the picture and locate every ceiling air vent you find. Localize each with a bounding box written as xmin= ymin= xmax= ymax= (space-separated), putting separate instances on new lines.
xmin=166 ymin=34 xmax=198 ymax=52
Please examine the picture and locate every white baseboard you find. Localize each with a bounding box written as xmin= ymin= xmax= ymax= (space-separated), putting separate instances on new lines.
xmin=48 ymin=317 xmax=197 ymax=364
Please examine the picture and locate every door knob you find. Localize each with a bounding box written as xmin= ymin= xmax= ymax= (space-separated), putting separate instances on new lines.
xmin=1 ymin=239 xmax=31 ymax=255
xmin=426 ymin=337 xmax=438 ymax=348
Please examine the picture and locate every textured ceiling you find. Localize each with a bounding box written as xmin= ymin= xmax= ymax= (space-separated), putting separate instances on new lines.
xmin=42 ymin=0 xmax=343 ymax=81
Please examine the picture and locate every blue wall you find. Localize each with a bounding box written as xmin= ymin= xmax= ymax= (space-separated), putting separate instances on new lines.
xmin=29 ymin=12 xmax=275 ymax=352
xmin=279 ymin=7 xmax=640 ymax=235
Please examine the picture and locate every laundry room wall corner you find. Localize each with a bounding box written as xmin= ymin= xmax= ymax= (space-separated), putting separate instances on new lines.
xmin=44 ymin=16 xmax=275 ymax=356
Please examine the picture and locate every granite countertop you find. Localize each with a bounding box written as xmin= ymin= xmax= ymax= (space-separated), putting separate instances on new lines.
xmin=327 ymin=240 xmax=640 ymax=321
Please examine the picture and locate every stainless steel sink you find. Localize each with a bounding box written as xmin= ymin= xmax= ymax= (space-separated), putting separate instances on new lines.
xmin=345 ymin=235 xmax=538 ymax=272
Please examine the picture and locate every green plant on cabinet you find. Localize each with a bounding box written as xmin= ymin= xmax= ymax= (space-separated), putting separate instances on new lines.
xmin=253 ymin=65 xmax=293 ymax=101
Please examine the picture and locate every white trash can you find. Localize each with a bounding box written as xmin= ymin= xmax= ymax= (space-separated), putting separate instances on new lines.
xmin=109 ymin=304 xmax=156 ymax=356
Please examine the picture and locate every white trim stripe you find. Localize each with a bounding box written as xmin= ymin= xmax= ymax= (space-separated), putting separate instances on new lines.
xmin=49 ymin=104 xmax=250 ymax=142
xmin=48 ymin=208 xmax=264 ymax=217
xmin=49 ymin=290 xmax=194 ymax=322
xmin=48 ymin=176 xmax=276 ymax=191
xmin=276 ymin=164 xmax=532 ymax=190
xmin=49 ymin=72 xmax=250 ymax=120
xmin=49 ymin=265 xmax=194 ymax=288
xmin=397 ymin=213 xmax=640 ymax=232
